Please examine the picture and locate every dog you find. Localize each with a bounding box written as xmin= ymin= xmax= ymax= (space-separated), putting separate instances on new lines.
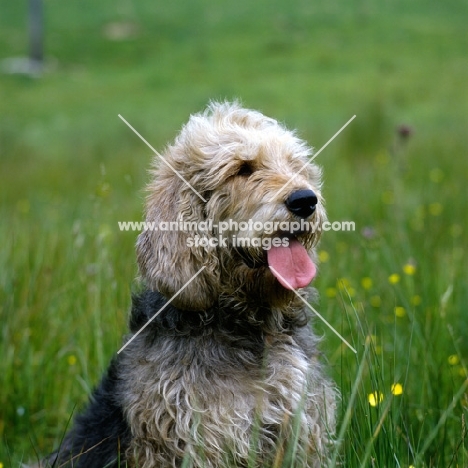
xmin=40 ymin=101 xmax=336 ymax=467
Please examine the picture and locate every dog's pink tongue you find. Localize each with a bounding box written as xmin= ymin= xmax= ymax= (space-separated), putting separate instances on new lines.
xmin=267 ymin=238 xmax=316 ymax=290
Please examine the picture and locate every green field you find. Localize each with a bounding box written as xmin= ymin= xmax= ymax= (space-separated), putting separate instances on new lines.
xmin=1 ymin=0 xmax=467 ymax=466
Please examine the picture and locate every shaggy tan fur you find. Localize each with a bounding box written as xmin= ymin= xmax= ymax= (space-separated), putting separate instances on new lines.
xmin=127 ymin=101 xmax=336 ymax=467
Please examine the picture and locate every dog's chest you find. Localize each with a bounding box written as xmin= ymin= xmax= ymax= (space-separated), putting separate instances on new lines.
xmin=119 ymin=335 xmax=314 ymax=465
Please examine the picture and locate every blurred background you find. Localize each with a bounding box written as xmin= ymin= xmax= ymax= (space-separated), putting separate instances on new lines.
xmin=1 ymin=0 xmax=467 ymax=466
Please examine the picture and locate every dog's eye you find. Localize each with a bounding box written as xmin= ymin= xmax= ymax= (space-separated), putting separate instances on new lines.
xmin=237 ymin=163 xmax=253 ymax=177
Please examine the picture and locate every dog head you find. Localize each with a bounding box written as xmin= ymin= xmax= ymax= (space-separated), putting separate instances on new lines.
xmin=137 ymin=101 xmax=326 ymax=310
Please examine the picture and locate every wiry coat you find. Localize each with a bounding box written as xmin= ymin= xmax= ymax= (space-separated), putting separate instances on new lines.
xmin=40 ymin=102 xmax=336 ymax=468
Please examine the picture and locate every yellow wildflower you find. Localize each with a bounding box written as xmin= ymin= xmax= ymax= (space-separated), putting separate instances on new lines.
xmin=361 ymin=277 xmax=373 ymax=290
xmin=388 ymin=273 xmax=400 ymax=284
xmin=403 ymin=263 xmax=416 ymax=275
xmin=368 ymin=392 xmax=384 ymax=407
xmin=391 ymin=383 xmax=403 ymax=395
xmin=394 ymin=306 xmax=406 ymax=318
xmin=325 ymin=287 xmax=337 ymax=298
xmin=318 ymin=251 xmax=329 ymax=263
xmin=448 ymin=355 xmax=459 ymax=366
xmin=67 ymin=355 xmax=77 ymax=366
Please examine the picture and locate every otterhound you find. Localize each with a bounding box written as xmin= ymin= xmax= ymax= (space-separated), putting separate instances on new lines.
xmin=42 ymin=102 xmax=336 ymax=467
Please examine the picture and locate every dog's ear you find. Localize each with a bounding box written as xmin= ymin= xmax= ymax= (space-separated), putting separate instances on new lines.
xmin=136 ymin=167 xmax=220 ymax=311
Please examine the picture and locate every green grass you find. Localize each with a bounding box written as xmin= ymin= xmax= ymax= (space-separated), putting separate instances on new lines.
xmin=1 ymin=0 xmax=467 ymax=466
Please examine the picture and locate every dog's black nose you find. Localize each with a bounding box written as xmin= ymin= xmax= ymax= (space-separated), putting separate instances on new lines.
xmin=285 ymin=189 xmax=318 ymax=218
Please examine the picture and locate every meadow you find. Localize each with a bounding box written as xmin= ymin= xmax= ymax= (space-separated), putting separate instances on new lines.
xmin=0 ymin=0 xmax=467 ymax=466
